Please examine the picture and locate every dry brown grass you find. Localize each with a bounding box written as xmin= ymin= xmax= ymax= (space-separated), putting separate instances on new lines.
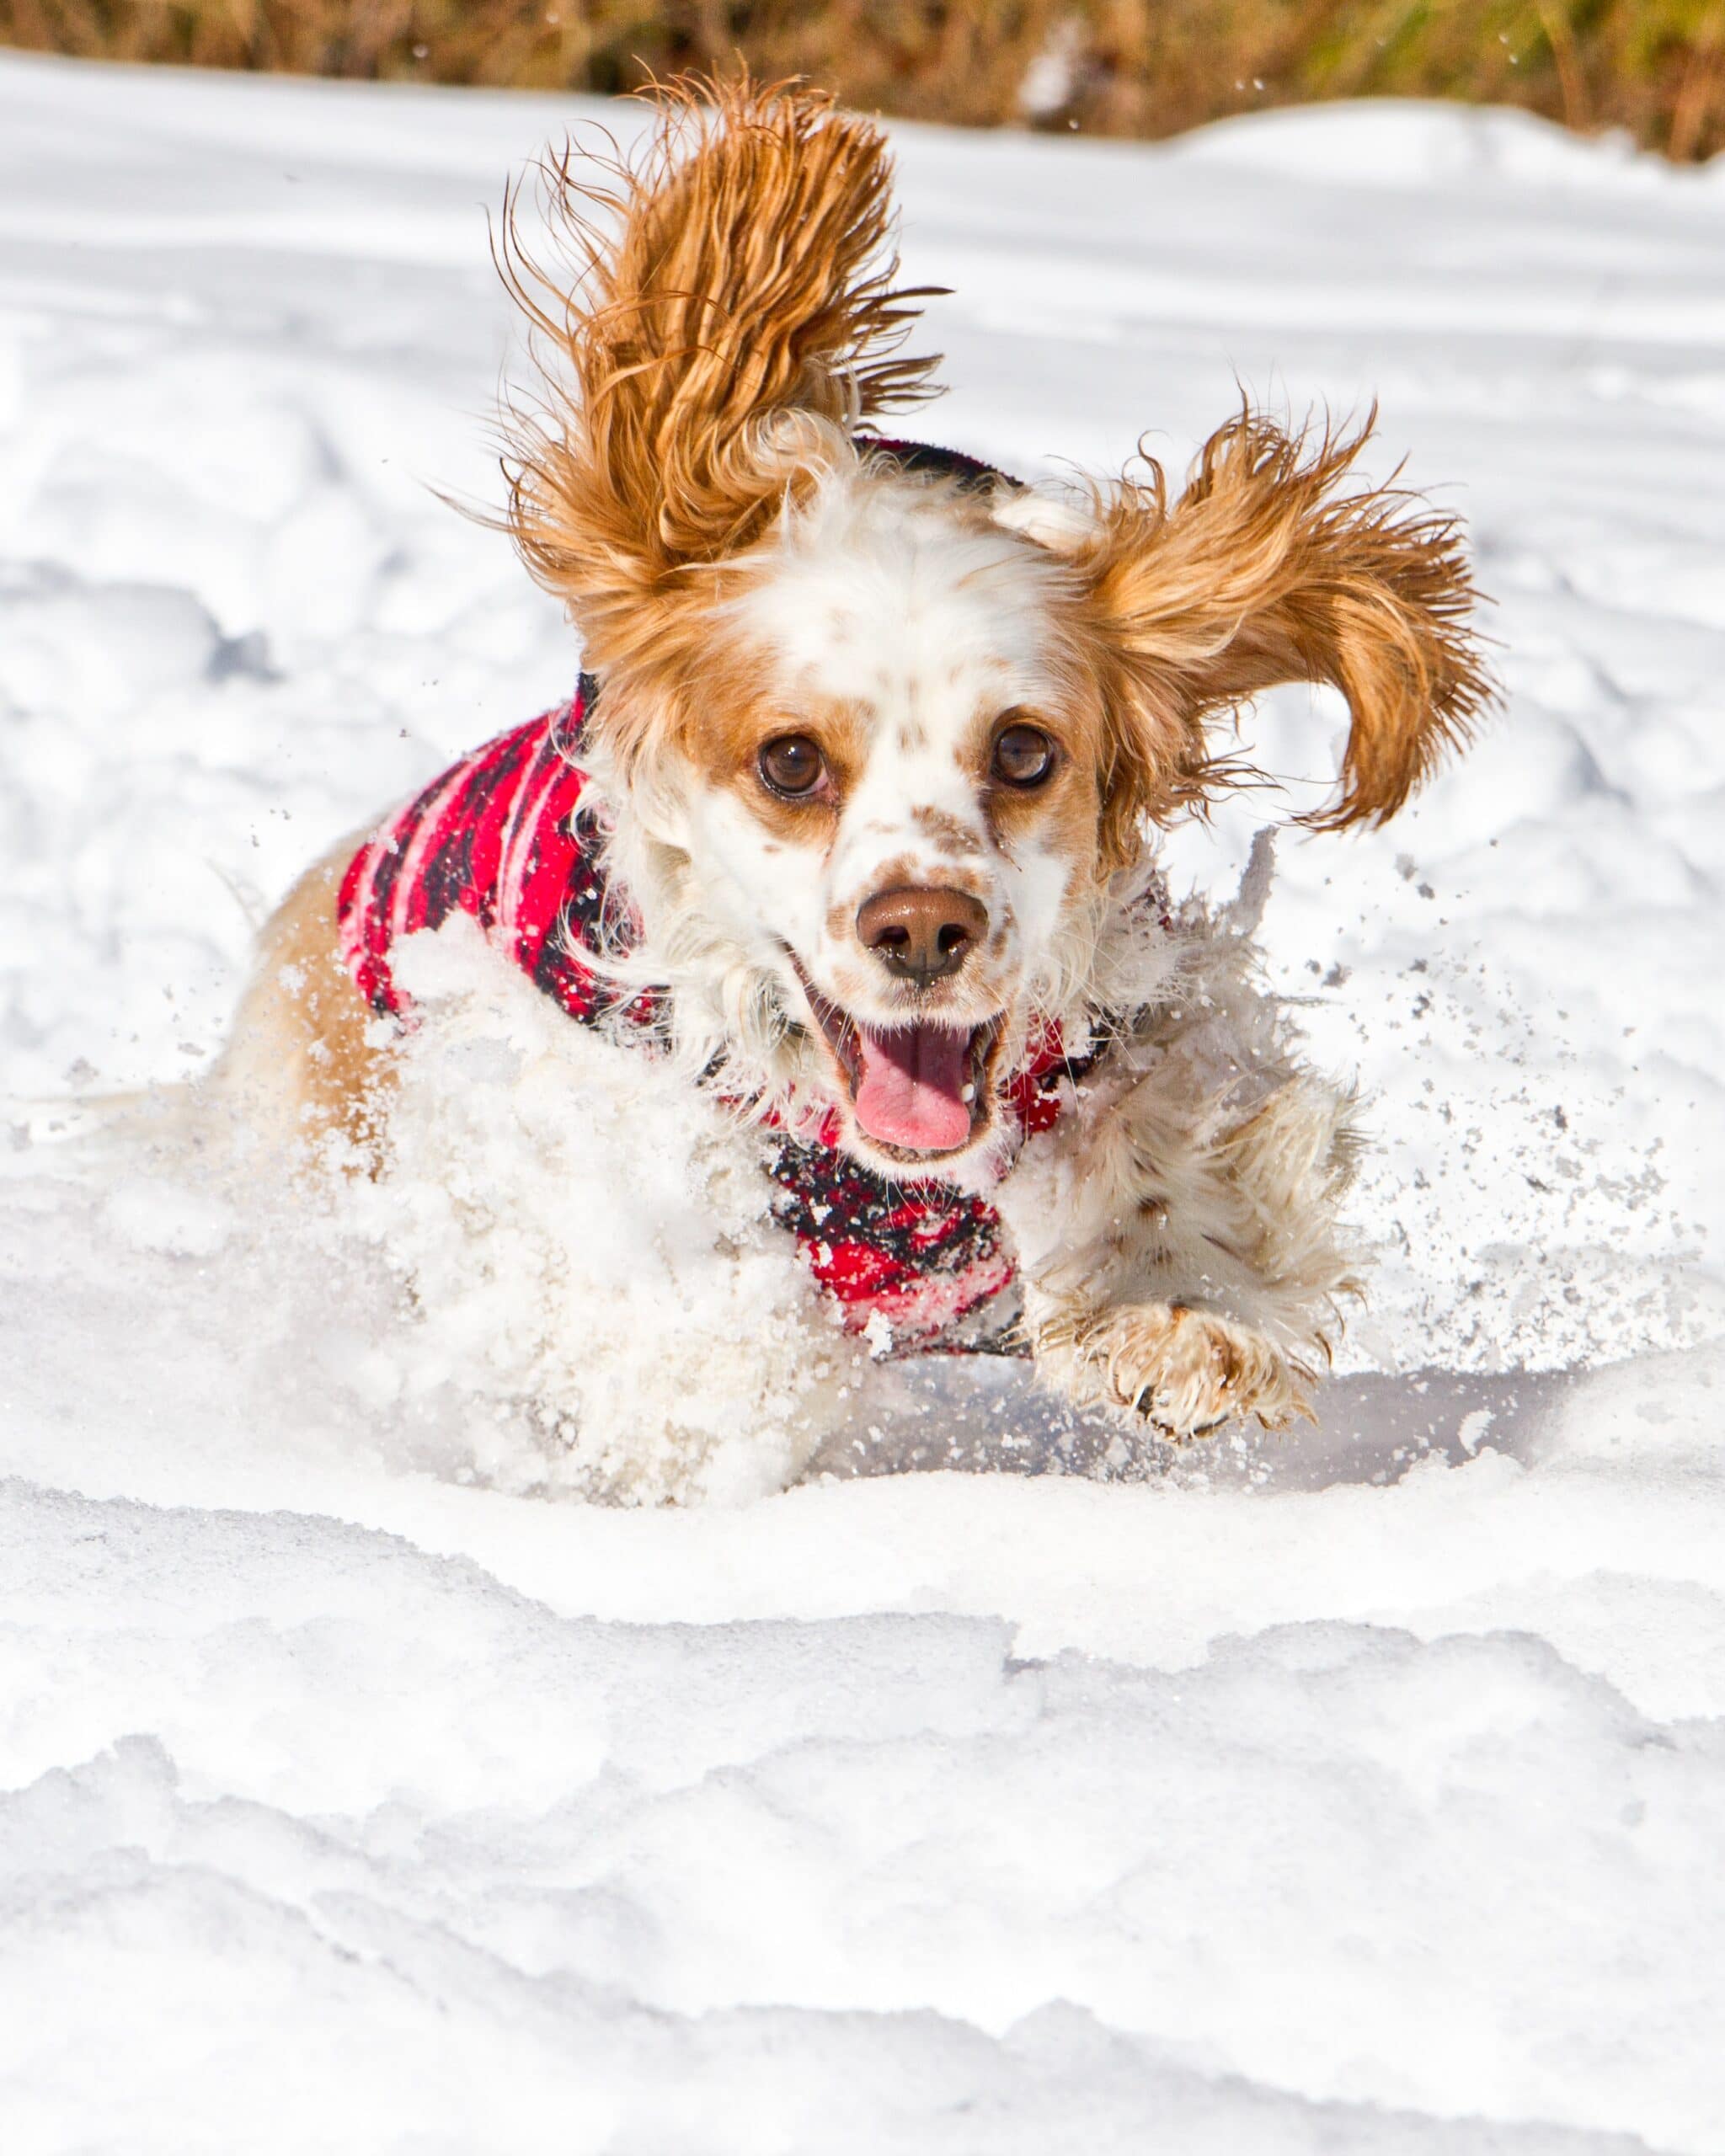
xmin=4 ymin=1 xmax=1725 ymax=163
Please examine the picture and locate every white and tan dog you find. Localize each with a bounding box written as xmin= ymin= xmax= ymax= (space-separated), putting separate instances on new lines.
xmin=222 ymin=78 xmax=1487 ymax=1485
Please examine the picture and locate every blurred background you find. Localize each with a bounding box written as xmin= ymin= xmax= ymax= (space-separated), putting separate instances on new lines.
xmin=3 ymin=0 xmax=1724 ymax=163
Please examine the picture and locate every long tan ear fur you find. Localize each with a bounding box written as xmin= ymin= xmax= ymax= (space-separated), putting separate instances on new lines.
xmin=1079 ymin=409 xmax=1493 ymax=835
xmin=499 ymin=76 xmax=940 ymax=684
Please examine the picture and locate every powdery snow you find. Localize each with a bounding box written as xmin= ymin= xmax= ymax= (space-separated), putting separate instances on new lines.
xmin=1 ymin=49 xmax=1722 ymax=2153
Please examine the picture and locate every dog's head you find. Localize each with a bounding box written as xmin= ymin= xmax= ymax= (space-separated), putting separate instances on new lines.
xmin=622 ymin=459 xmax=1139 ymax=1173
xmin=502 ymin=81 xmax=1488 ymax=1176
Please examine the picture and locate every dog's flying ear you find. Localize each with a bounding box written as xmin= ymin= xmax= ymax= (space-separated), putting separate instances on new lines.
xmin=1071 ymin=409 xmax=1492 ymax=844
xmin=499 ymin=76 xmax=939 ymax=684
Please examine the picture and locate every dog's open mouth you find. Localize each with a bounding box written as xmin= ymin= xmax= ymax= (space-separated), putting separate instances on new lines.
xmin=796 ymin=971 xmax=1002 ymax=1156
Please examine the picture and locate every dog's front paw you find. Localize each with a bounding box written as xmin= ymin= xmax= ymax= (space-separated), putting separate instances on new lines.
xmin=1065 ymin=1302 xmax=1312 ymax=1442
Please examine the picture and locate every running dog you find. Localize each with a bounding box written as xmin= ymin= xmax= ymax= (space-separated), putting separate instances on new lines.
xmin=220 ymin=78 xmax=1487 ymax=1487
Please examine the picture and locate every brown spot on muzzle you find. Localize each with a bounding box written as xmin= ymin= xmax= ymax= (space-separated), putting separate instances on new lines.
xmin=911 ymin=804 xmax=983 ymax=858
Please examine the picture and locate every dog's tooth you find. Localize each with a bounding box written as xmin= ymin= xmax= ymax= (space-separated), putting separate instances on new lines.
xmin=960 ymin=1082 xmax=976 ymax=1102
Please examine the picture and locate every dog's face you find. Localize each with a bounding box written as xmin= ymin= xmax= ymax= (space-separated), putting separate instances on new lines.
xmin=661 ymin=475 xmax=1114 ymax=1174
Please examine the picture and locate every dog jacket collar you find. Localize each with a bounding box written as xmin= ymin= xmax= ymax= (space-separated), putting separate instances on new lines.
xmin=336 ymin=441 xmax=1095 ymax=1352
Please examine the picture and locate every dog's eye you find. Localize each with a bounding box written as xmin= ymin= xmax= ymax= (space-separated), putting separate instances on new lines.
xmin=759 ymin=734 xmax=825 ymax=798
xmin=991 ymin=721 xmax=1057 ymax=789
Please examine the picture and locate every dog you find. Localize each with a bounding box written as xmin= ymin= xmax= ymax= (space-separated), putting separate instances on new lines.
xmin=216 ymin=77 xmax=1487 ymax=1493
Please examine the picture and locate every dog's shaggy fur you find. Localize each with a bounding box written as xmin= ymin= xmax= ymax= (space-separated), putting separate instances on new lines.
xmin=222 ymin=77 xmax=1489 ymax=1480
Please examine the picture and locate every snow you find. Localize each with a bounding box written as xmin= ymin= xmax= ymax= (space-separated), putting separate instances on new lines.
xmin=1 ymin=48 xmax=1722 ymax=2152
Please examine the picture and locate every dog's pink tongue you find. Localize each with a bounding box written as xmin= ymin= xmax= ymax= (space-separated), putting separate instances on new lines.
xmin=852 ymin=1023 xmax=973 ymax=1151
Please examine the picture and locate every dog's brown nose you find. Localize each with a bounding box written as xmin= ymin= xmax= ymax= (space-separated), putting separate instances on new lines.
xmin=857 ymin=887 xmax=988 ymax=989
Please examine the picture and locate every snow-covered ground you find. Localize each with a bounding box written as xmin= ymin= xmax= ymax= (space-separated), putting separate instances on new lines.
xmin=2 ymin=50 xmax=1723 ymax=2153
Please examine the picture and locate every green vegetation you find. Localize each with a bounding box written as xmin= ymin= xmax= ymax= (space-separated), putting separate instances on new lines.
xmin=5 ymin=1 xmax=1724 ymax=162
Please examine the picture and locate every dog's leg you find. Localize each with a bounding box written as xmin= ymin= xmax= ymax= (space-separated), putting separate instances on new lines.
xmin=995 ymin=1015 xmax=1360 ymax=1443
xmin=212 ymin=838 xmax=388 ymax=1156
